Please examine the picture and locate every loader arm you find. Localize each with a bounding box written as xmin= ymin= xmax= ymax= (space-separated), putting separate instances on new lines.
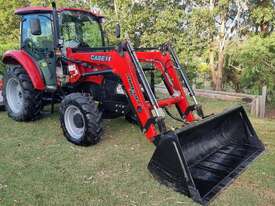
xmin=65 ymin=41 xmax=196 ymax=142
xmin=135 ymin=50 xmax=195 ymax=122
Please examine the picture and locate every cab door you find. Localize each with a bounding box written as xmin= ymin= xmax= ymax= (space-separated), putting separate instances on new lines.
xmin=21 ymin=13 xmax=56 ymax=89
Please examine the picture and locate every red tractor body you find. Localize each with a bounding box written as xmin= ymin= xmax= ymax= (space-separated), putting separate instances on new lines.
xmin=1 ymin=4 xmax=264 ymax=205
xmin=3 ymin=50 xmax=46 ymax=90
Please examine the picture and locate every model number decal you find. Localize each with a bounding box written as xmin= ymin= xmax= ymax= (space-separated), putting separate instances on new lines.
xmin=91 ymin=55 xmax=112 ymax=62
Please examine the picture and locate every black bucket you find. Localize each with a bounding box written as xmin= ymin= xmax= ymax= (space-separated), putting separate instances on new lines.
xmin=148 ymin=106 xmax=265 ymax=205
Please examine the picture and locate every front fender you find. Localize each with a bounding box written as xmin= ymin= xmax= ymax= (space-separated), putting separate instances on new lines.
xmin=2 ymin=50 xmax=45 ymax=90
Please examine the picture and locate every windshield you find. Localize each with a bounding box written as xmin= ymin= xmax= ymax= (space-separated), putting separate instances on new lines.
xmin=60 ymin=11 xmax=103 ymax=49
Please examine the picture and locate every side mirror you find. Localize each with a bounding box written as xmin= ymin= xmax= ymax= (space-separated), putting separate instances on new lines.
xmin=30 ymin=18 xmax=41 ymax=35
xmin=115 ymin=23 xmax=121 ymax=39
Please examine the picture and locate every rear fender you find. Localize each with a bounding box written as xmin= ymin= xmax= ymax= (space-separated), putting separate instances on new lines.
xmin=2 ymin=50 xmax=45 ymax=90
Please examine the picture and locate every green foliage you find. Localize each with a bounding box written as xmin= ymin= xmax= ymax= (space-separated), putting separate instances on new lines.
xmin=0 ymin=0 xmax=29 ymax=42
xmin=0 ymin=43 xmax=18 ymax=74
xmin=0 ymin=0 xmax=274 ymax=103
xmin=227 ymin=34 xmax=275 ymax=101
xmin=250 ymin=0 xmax=275 ymax=34
xmin=251 ymin=6 xmax=274 ymax=24
xmin=178 ymin=7 xmax=215 ymax=80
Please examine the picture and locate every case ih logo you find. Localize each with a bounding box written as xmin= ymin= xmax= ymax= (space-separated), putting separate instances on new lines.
xmin=91 ymin=55 xmax=112 ymax=62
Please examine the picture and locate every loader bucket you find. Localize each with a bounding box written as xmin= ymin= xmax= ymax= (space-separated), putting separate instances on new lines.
xmin=148 ymin=106 xmax=264 ymax=205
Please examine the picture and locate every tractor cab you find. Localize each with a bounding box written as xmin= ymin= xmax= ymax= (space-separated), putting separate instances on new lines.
xmin=16 ymin=7 xmax=105 ymax=89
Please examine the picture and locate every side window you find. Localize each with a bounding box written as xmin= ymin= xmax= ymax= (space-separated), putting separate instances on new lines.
xmin=21 ymin=14 xmax=54 ymax=59
xmin=60 ymin=11 xmax=103 ymax=49
xmin=61 ymin=22 xmax=78 ymax=48
xmin=82 ymin=21 xmax=102 ymax=47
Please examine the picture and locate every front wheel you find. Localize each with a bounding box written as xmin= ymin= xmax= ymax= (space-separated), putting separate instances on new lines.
xmin=60 ymin=93 xmax=103 ymax=146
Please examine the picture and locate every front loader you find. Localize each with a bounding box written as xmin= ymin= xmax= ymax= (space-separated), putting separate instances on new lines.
xmin=1 ymin=2 xmax=264 ymax=205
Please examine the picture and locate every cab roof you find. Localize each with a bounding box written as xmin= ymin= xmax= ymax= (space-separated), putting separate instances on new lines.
xmin=15 ymin=7 xmax=104 ymax=18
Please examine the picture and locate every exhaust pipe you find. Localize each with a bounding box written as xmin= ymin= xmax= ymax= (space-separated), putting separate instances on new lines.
xmin=148 ymin=106 xmax=264 ymax=205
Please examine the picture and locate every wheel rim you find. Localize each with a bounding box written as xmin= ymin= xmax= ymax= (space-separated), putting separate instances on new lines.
xmin=64 ymin=105 xmax=85 ymax=140
xmin=6 ymin=78 xmax=24 ymax=114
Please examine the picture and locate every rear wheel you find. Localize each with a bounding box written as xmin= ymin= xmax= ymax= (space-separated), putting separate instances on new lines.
xmin=3 ymin=65 xmax=42 ymax=121
xmin=60 ymin=93 xmax=103 ymax=146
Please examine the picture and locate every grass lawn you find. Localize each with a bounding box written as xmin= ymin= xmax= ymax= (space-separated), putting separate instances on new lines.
xmin=0 ymin=97 xmax=274 ymax=206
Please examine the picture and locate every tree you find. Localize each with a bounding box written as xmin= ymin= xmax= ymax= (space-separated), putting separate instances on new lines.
xmin=227 ymin=33 xmax=275 ymax=101
xmin=0 ymin=0 xmax=29 ymax=42
xmin=194 ymin=0 xmax=249 ymax=91
xmin=250 ymin=0 xmax=275 ymax=34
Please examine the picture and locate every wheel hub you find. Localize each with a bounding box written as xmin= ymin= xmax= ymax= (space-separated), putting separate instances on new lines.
xmin=64 ymin=105 xmax=85 ymax=140
xmin=6 ymin=78 xmax=24 ymax=114
xmin=73 ymin=113 xmax=84 ymax=128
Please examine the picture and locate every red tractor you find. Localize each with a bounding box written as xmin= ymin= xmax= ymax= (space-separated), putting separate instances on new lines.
xmin=1 ymin=2 xmax=264 ymax=205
